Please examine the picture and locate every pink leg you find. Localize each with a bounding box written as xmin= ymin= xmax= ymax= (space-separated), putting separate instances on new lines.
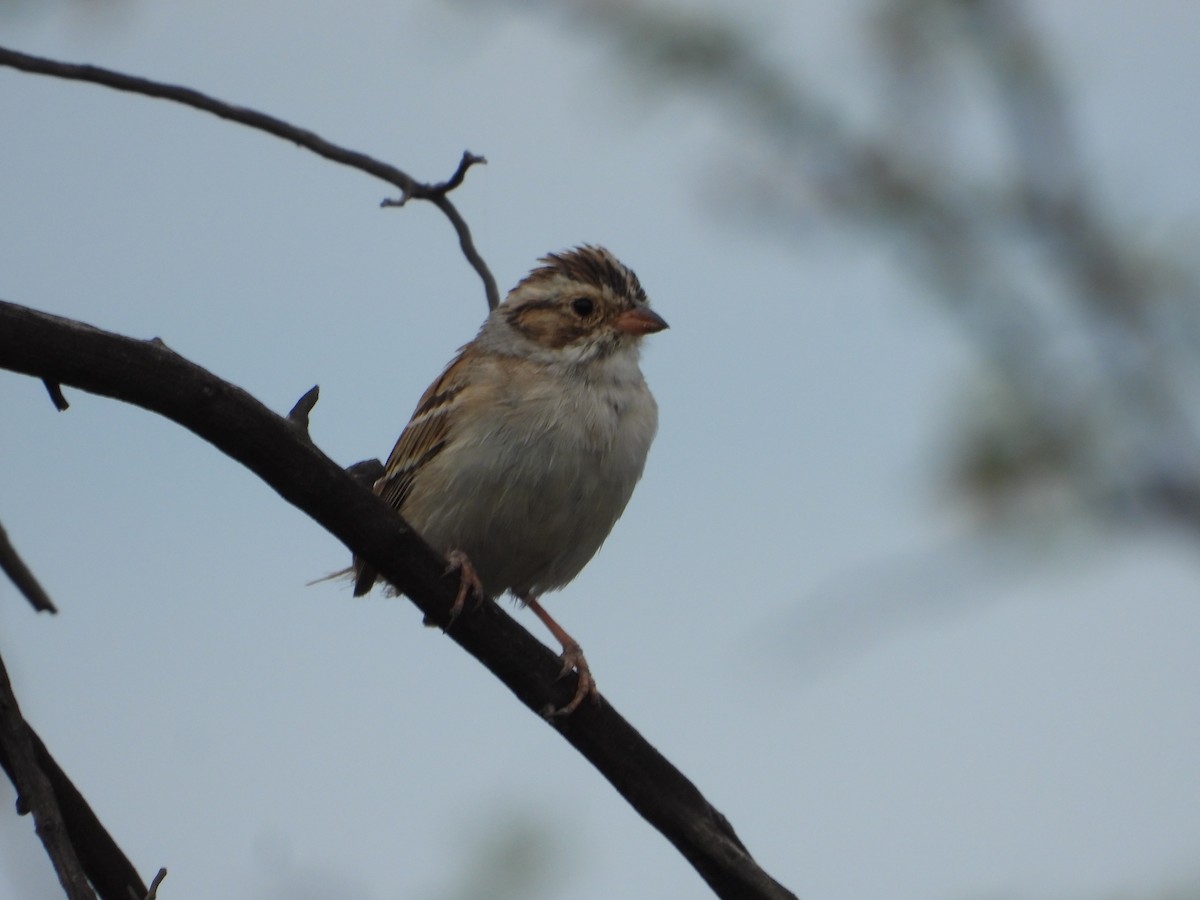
xmin=521 ymin=593 xmax=598 ymax=716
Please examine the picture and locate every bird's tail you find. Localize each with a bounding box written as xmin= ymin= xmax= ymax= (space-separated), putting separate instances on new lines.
xmin=306 ymin=564 xmax=356 ymax=587
xmin=306 ymin=560 xmax=379 ymax=595
xmin=351 ymin=560 xmax=378 ymax=596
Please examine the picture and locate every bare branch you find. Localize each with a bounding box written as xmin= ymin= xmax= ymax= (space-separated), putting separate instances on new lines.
xmin=0 ymin=298 xmax=797 ymax=900
xmin=0 ymin=519 xmax=58 ymax=614
xmin=0 ymin=650 xmax=95 ymax=899
xmin=19 ymin=726 xmax=149 ymax=900
xmin=0 ymin=44 xmax=500 ymax=311
xmin=379 ymin=151 xmax=487 ymax=207
xmin=379 ymin=152 xmax=499 ymax=310
xmin=0 ymin=684 xmax=150 ymax=898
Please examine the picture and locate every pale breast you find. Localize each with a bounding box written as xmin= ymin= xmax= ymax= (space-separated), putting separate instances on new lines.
xmin=401 ymin=352 xmax=658 ymax=597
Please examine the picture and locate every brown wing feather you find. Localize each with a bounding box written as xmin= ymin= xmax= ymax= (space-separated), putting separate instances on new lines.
xmin=376 ymin=350 xmax=473 ymax=511
xmin=352 ymin=349 xmax=475 ymax=596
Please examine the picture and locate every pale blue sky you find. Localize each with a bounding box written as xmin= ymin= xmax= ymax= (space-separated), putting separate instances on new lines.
xmin=2 ymin=2 xmax=1199 ymax=898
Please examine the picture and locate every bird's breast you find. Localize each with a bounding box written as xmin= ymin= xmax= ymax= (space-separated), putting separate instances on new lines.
xmin=403 ymin=359 xmax=658 ymax=596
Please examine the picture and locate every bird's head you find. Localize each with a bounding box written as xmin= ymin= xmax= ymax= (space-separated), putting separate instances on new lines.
xmin=484 ymin=245 xmax=668 ymax=366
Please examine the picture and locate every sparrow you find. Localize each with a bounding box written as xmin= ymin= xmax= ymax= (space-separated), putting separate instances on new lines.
xmin=354 ymin=245 xmax=667 ymax=714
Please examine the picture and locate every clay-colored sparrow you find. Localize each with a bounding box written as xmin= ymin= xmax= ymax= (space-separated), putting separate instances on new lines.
xmin=354 ymin=246 xmax=667 ymax=714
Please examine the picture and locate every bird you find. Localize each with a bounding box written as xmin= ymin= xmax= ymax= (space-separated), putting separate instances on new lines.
xmin=353 ymin=245 xmax=667 ymax=715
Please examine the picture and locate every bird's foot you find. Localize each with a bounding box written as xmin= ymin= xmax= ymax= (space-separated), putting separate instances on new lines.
xmin=518 ymin=593 xmax=600 ymax=716
xmin=548 ymin=640 xmax=599 ymax=717
xmin=441 ymin=549 xmax=485 ymax=628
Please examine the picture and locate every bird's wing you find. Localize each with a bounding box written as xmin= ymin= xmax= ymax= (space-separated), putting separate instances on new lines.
xmin=375 ymin=348 xmax=476 ymax=513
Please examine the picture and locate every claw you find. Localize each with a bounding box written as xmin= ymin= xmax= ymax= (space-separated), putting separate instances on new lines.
xmin=444 ymin=549 xmax=484 ymax=628
xmin=549 ymin=640 xmax=598 ymax=717
xmin=519 ymin=593 xmax=600 ymax=716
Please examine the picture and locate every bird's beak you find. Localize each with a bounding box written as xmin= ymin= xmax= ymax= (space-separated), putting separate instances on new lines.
xmin=613 ymin=307 xmax=669 ymax=336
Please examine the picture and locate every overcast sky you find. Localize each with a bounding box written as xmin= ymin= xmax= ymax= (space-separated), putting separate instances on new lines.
xmin=2 ymin=2 xmax=1199 ymax=899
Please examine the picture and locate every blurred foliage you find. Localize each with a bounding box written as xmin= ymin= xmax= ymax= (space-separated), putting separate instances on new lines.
xmin=427 ymin=809 xmax=563 ymax=900
xmin=465 ymin=0 xmax=1200 ymax=538
xmin=0 ymin=0 xmax=137 ymax=29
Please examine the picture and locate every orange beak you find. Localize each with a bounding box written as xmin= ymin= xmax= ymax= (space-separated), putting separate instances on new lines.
xmin=613 ymin=307 xmax=669 ymax=336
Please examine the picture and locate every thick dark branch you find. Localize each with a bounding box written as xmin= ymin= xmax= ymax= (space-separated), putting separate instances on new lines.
xmin=0 ymin=720 xmax=149 ymax=900
xmin=0 ymin=530 xmax=145 ymax=897
xmin=0 ymin=650 xmax=97 ymax=899
xmin=0 ymin=299 xmax=797 ymax=900
xmin=0 ymin=45 xmax=500 ymax=311
xmin=0 ymin=519 xmax=58 ymax=613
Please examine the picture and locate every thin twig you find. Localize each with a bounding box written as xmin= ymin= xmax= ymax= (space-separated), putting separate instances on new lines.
xmin=0 ymin=519 xmax=57 ymax=613
xmin=428 ymin=193 xmax=502 ymax=310
xmin=0 ymin=44 xmax=500 ymax=311
xmin=140 ymin=867 xmax=168 ymax=900
xmin=433 ymin=150 xmax=488 ymax=193
xmin=43 ymin=379 xmax=69 ymax=410
xmin=287 ymin=385 xmax=320 ymax=436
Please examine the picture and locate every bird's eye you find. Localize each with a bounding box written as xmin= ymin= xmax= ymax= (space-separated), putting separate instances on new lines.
xmin=570 ymin=297 xmax=595 ymax=318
